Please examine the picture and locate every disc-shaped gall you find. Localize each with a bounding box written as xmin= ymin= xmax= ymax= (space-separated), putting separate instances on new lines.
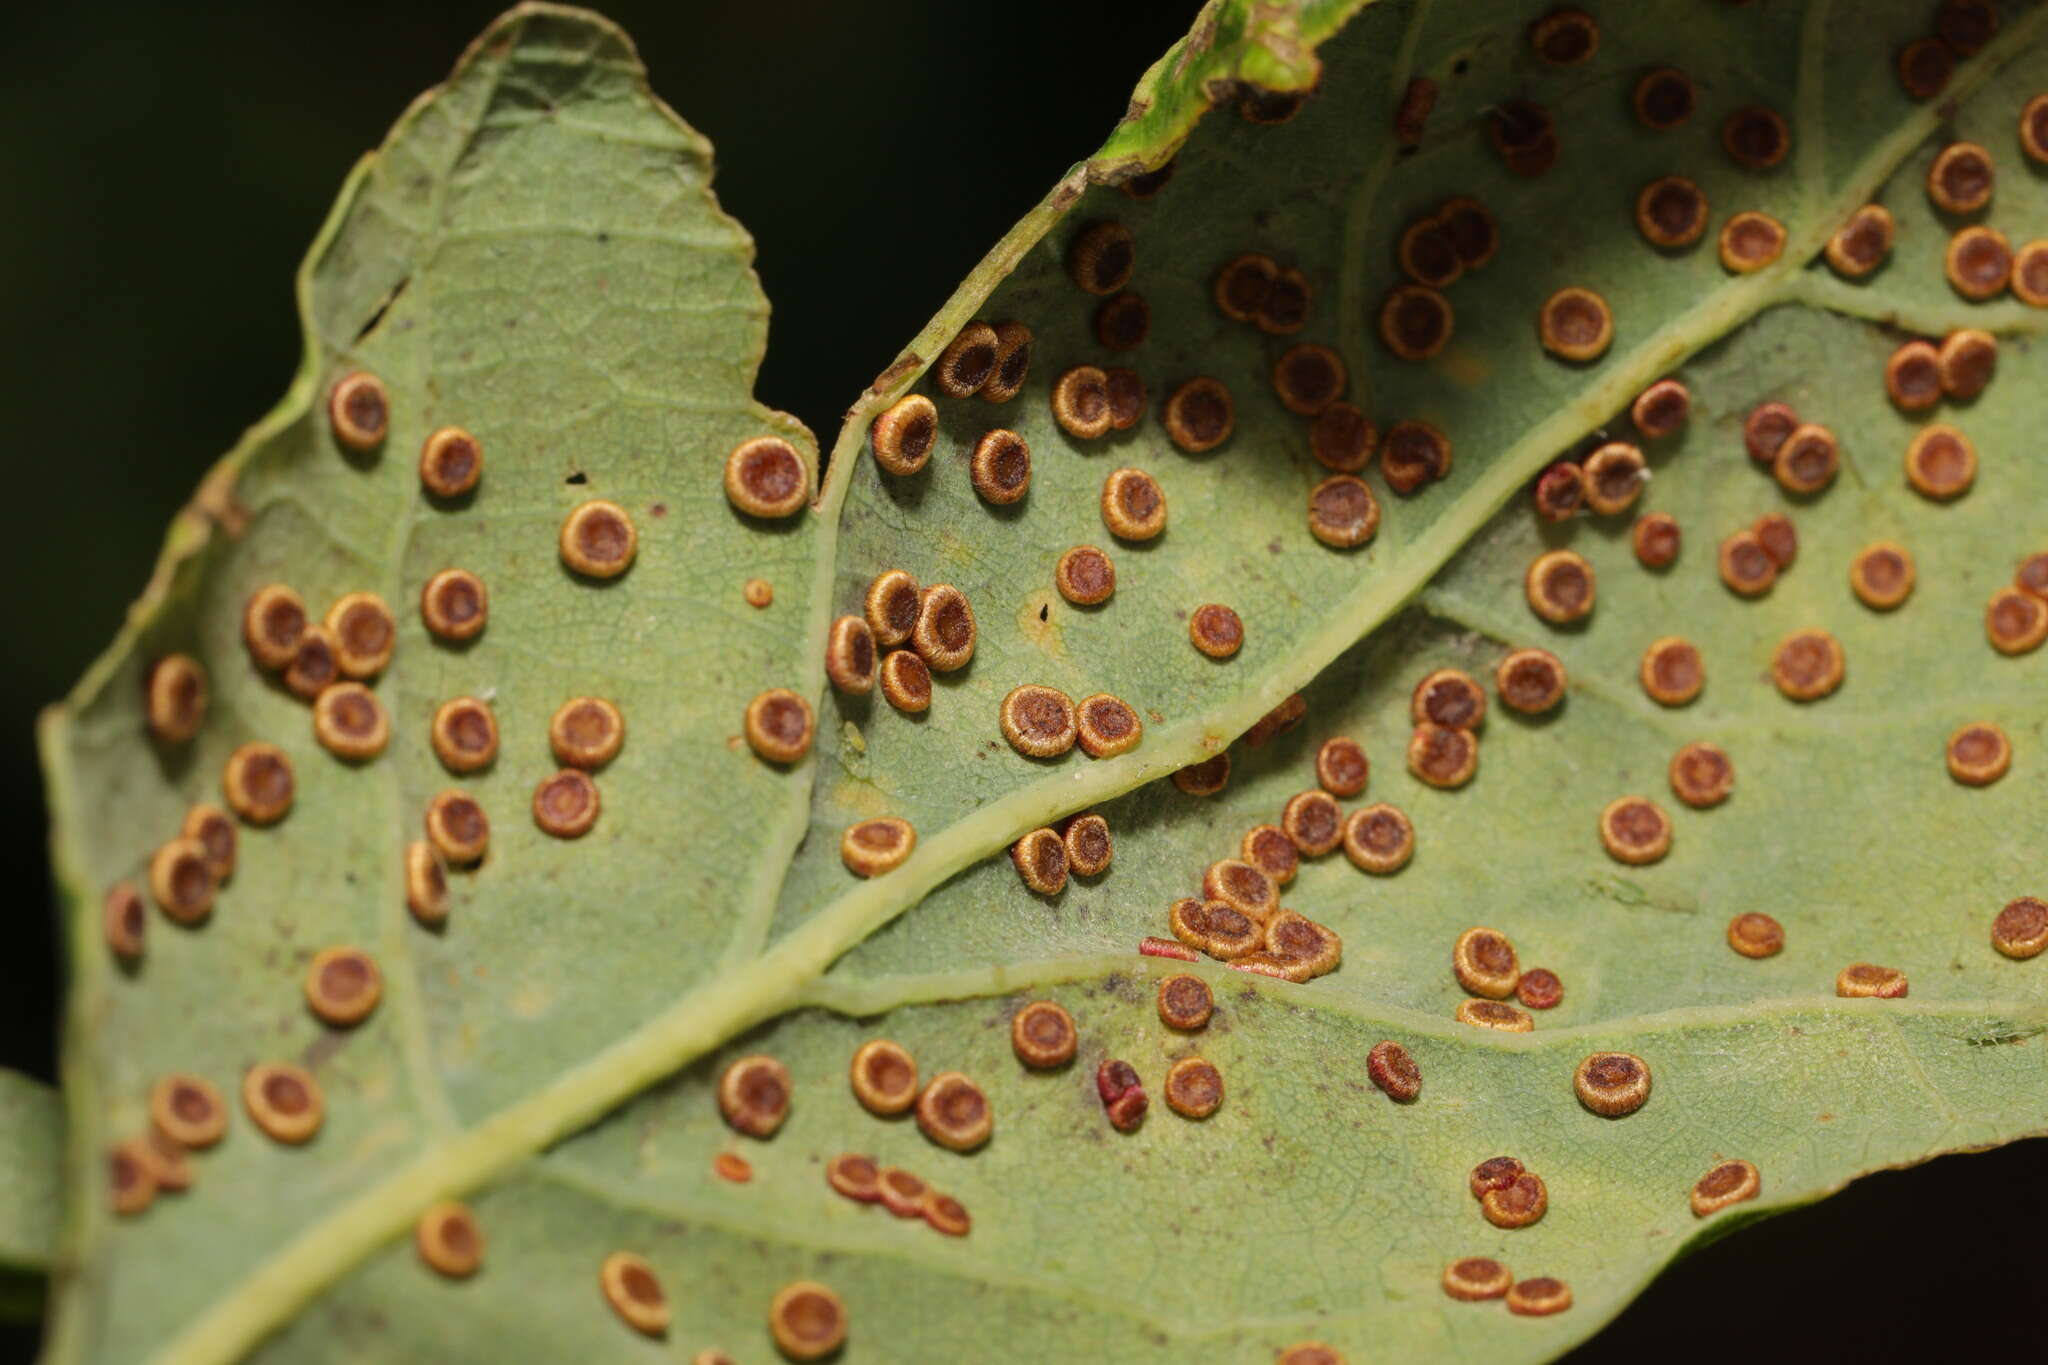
xmin=1640 ymin=636 xmax=1704 ymax=706
xmin=1412 ymin=668 xmax=1485 ymax=730
xmin=915 ymin=1071 xmax=992 ymax=1152
xmin=1284 ymin=789 xmax=1345 ymax=857
xmin=418 ymin=427 xmax=482 ymax=498
xmin=405 ymin=841 xmax=448 ymax=926
xmin=1257 ymin=266 xmax=1311 ymax=334
xmin=1203 ymin=859 xmax=1278 ymax=922
xmin=243 ymin=1062 xmax=323 ymax=1144
xmin=1897 ymin=37 xmax=1953 ymax=100
xmin=1157 ymin=974 xmax=1214 ymax=1031
xmin=1164 ymin=1057 xmax=1223 ymax=1119
xmin=1885 ymin=340 xmax=1942 ymax=410
xmin=1397 ymin=216 xmax=1463 ymax=289
xmin=1438 ymin=196 xmax=1499 ymax=269
xmin=1105 ymin=367 xmax=1146 ymax=429
xmin=744 ymin=688 xmax=815 ymax=763
xmin=1938 ymin=328 xmax=1997 ymax=398
xmin=1453 ymin=927 xmax=1520 ymax=999
xmin=1905 ymin=424 xmax=1975 ymax=500
xmin=968 ymin=428 xmax=1031 ymax=506
xmin=1525 ymin=549 xmax=1595 ymax=623
xmin=415 ymin=1202 xmax=484 ymax=1278
xmin=2023 ymin=93 xmax=2048 ymax=164
xmin=1771 ymin=629 xmax=1845 ymax=700
xmin=840 ymin=817 xmax=916 ymax=878
xmin=242 ymin=584 xmax=307 ymax=672
xmin=1669 ymin=741 xmax=1734 ymax=808
xmin=1575 ymin=1051 xmax=1651 ymax=1116
xmin=981 ymin=320 xmax=1033 ymax=402
xmin=1272 ymin=344 xmax=1346 ymax=417
xmin=1241 ymin=824 xmax=1299 ymax=886
xmin=1096 ymin=1058 xmax=1148 ymax=1132
xmin=1316 ymin=737 xmax=1369 ymax=797
xmin=148 ymin=837 xmax=214 ymax=925
xmin=1632 ymin=379 xmax=1690 ymax=439
xmin=1442 ymin=1257 xmax=1511 ymax=1301
xmin=1727 ymin=912 xmax=1785 ymax=959
xmin=1067 ymin=221 xmax=1134 ymax=296
xmin=431 ymin=696 xmax=498 ymax=774
xmin=1011 ymin=1000 xmax=1077 ymax=1068
xmin=1095 ymin=292 xmax=1150 ymax=352
xmin=1213 ymin=253 xmax=1275 ymax=322
xmin=328 ymin=371 xmax=389 ymax=452
xmin=1496 ymin=648 xmax=1566 ymax=713
xmin=312 ymin=682 xmax=388 ymax=761
xmin=559 ymin=498 xmax=638 ymax=577
xmin=1380 ymin=286 xmax=1454 ymax=360
xmin=145 ymin=654 xmax=207 ymax=745
xmin=1367 ymin=1041 xmax=1421 ymax=1102
xmin=1265 ymin=911 xmax=1342 ymax=980
xmin=1718 ymin=529 xmax=1777 ymax=597
xmin=1635 ymin=176 xmax=1709 ymax=248
xmin=1506 ymin=1277 xmax=1573 ymax=1317
xmin=1946 ymin=722 xmax=2010 ymax=786
xmin=1482 ymin=1171 xmax=1548 ymax=1226
xmin=865 ymin=569 xmax=921 ymax=647
xmin=420 ymin=568 xmax=487 ymax=641
xmin=1759 ymin=511 xmax=1800 ymax=566
xmin=222 ymin=742 xmax=294 ymax=825
xmin=1583 ymin=442 xmax=1648 ymax=515
xmin=1632 ymin=67 xmax=1695 ymax=130
xmin=1851 ymin=541 xmax=1915 ymax=609
xmin=1529 ymin=8 xmax=1598 ymax=64
xmin=304 ymin=946 xmax=382 ymax=1027
xmin=1722 ymin=106 xmax=1789 ymax=167
xmin=1836 ymin=963 xmax=1908 ymax=998
xmin=1162 ymin=377 xmax=1235 ymax=453
xmin=103 ymin=882 xmax=145 ymax=960
xmin=1946 ymin=226 xmax=2012 ymax=299
xmin=1773 ymin=423 xmax=1839 ymax=494
xmin=1719 ymin=211 xmax=1786 ymax=273
xmin=1926 ymin=141 xmax=1994 ymax=215
xmin=724 ymin=437 xmax=810 ymax=519
xmin=824 ymin=616 xmax=877 ymax=696
xmin=2023 ymin=243 xmax=2048 ymax=307
xmin=935 ymin=321 xmax=999 ymax=397
xmin=1599 ymin=796 xmax=1672 ymax=865
xmin=1055 ymin=545 xmax=1116 ymax=606
xmin=1343 ymin=803 xmax=1414 ymax=874
xmin=1991 ymin=897 xmax=2048 ymax=960
xmin=1408 ymin=722 xmax=1477 ymax=789
xmin=719 ymin=1055 xmax=792 ymax=1138
xmin=1826 ymin=204 xmax=1895 ymax=278
xmin=869 ymin=393 xmax=937 ymax=475
xmin=1074 ymin=694 xmax=1141 ymax=759
xmin=1517 ymin=968 xmax=1564 ymax=1010
xmin=1743 ymin=401 xmax=1799 ymax=464
xmin=599 ymin=1251 xmax=669 ymax=1336
xmin=1011 ymin=827 xmax=1068 ymax=895
xmin=150 ymin=1073 xmax=228 ymax=1149
xmin=1987 ymin=587 xmax=2048 ymax=654
xmin=1381 ymin=420 xmax=1452 ymax=493
xmin=325 ymin=592 xmax=396 ymax=679
xmin=1532 ymin=461 xmax=1585 ymax=522
xmin=1538 ymin=287 xmax=1612 ymax=361
xmin=1189 ymin=604 xmax=1243 ymax=659
xmin=1634 ymin=512 xmax=1681 ymax=569
xmin=1308 ymin=475 xmax=1379 ymax=549
xmin=1457 ymin=999 xmax=1533 ymax=1032
xmin=1101 ymin=468 xmax=1167 ymax=540
xmin=1172 ymin=752 xmax=1231 ymax=797
xmin=531 ymin=769 xmax=600 ymax=838
xmin=1691 ymin=1159 xmax=1761 ymax=1217
xmin=1000 ymin=685 xmax=1077 ymax=758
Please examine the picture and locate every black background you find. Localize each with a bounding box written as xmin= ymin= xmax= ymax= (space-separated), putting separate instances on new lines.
xmin=2 ymin=2 xmax=2040 ymax=1359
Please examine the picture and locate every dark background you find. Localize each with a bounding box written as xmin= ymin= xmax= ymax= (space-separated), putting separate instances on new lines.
xmin=2 ymin=2 xmax=2040 ymax=1360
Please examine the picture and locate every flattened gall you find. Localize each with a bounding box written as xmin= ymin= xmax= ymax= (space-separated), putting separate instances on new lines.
xmin=824 ymin=616 xmax=877 ymax=696
xmin=1408 ymin=723 xmax=1477 ymax=788
xmin=1163 ymin=377 xmax=1235 ymax=453
xmin=1533 ymin=461 xmax=1585 ymax=522
xmin=1343 ymin=803 xmax=1414 ymax=874
xmin=1310 ymin=404 xmax=1376 ymax=475
xmin=1718 ymin=211 xmax=1786 ymax=273
xmin=1173 ymin=898 xmax=1262 ymax=960
xmin=222 ymin=742 xmax=294 ymax=825
xmin=1458 ymin=999 xmax=1532 ymax=1032
xmin=1381 ymin=419 xmax=1451 ymax=494
xmin=1368 ymin=1041 xmax=1421 ymax=1102
xmin=312 ymin=682 xmax=389 ymax=761
xmin=282 ymin=626 xmax=339 ymax=701
xmin=1242 ymin=692 xmax=1305 ymax=750
xmin=744 ymin=688 xmax=816 ymax=763
xmin=1575 ymin=1051 xmax=1652 ymax=1116
xmin=1316 ymin=737 xmax=1369 ymax=797
xmin=1635 ymin=176 xmax=1709 ymax=248
xmin=304 ymin=946 xmax=382 ymax=1027
xmin=1097 ymin=1059 xmax=1148 ymax=1132
xmin=1213 ymin=252 xmax=1276 ymax=322
xmin=1773 ymin=423 xmax=1839 ymax=495
xmin=1011 ymin=827 xmax=1069 ymax=895
xmin=1727 ymin=912 xmax=1786 ymax=959
xmin=1309 ymin=475 xmax=1379 ymax=549
xmin=1204 ymin=859 xmax=1278 ymax=922
xmin=1897 ymin=38 xmax=1954 ymax=100
xmin=532 ymin=769 xmax=600 ymax=839
xmin=1496 ymin=648 xmax=1566 ymax=714
xmin=1987 ymin=587 xmax=2048 ymax=654
xmin=1905 ymin=425 xmax=1976 ymax=499
xmin=1075 ymin=694 xmax=1141 ymax=759
xmin=1395 ymin=75 xmax=1438 ymax=146
xmin=1489 ymin=100 xmax=1557 ymax=177
xmin=418 ymin=427 xmax=482 ymax=498
xmin=1722 ymin=105 xmax=1789 ymax=167
xmin=1277 ymin=1345 xmax=1345 ymax=1365
xmin=1670 ymin=741 xmax=1734 ymax=808
xmin=1946 ymin=225 xmax=2012 ymax=299
xmin=969 ymin=429 xmax=1031 ymax=505
xmin=1265 ymin=911 xmax=1342 ymax=980
xmin=1000 ymin=685 xmax=1077 ymax=758
xmin=1482 ymin=1171 xmax=1549 ymax=1226
xmin=1172 ymin=752 xmax=1230 ymax=797
xmin=1063 ymin=812 xmax=1113 ymax=876
xmin=242 ymin=583 xmax=307 ymax=671
xmin=599 ymin=1251 xmax=669 ymax=1336
xmin=826 ymin=1153 xmax=881 ymax=1203
xmin=1530 ymin=7 xmax=1598 ymax=64
xmin=1273 ymin=344 xmax=1347 ymax=417
xmin=1718 ymin=529 xmax=1777 ymax=596
xmin=559 ymin=499 xmax=638 ymax=577
xmin=1055 ymin=545 xmax=1116 ymax=606
xmin=1412 ymin=668 xmax=1485 ymax=730
xmin=425 ymin=790 xmax=491 ymax=865
xmin=1634 ymin=511 xmax=1681 ymax=569
xmin=1826 ymin=204 xmax=1894 ymax=277
xmin=2025 ymin=94 xmax=2048 ymax=165
xmin=1095 ymin=292 xmax=1150 ymax=352
xmin=1885 ymin=339 xmax=1943 ymax=411
xmin=1691 ymin=1159 xmax=1762 ymax=1217
xmin=849 ymin=1039 xmax=917 ymax=1116
xmin=243 ymin=1062 xmax=323 ymax=1143
xmin=1517 ymin=967 xmax=1564 ymax=1010
xmin=1836 ymin=963 xmax=1909 ymax=998
xmin=876 ymin=650 xmax=933 ymax=716
xmin=1640 ymin=636 xmax=1705 ymax=706
xmin=1189 ymin=603 xmax=1244 ymax=659
xmin=770 ymin=1282 xmax=849 ymax=1362
xmin=719 ymin=1055 xmax=791 ymax=1138
xmin=1051 ymin=364 xmax=1113 ymax=440
xmin=869 ymin=393 xmax=937 ymax=474
xmin=182 ymin=803 xmax=235 ymax=882
xmin=1380 ymin=285 xmax=1454 ymax=360
xmin=1157 ymin=974 xmax=1214 ymax=1030
xmin=405 ymin=841 xmax=448 ymax=926
xmin=1442 ymin=1257 xmax=1511 ymax=1301
xmin=1743 ymin=401 xmax=1799 ymax=464
xmin=1105 ymin=366 xmax=1147 ymax=429
xmin=1599 ymin=796 xmax=1672 ymax=865
xmin=1067 ymin=221 xmax=1134 ymax=296
xmin=1927 ymin=141 xmax=1995 ymax=215
xmin=1469 ymin=1156 xmax=1524 ymax=1198
xmin=1010 ymin=1000 xmax=1077 ymax=1068
xmin=1946 ymin=722 xmax=2011 ymax=786
xmin=149 ymin=838 xmax=214 ymax=924
xmin=1771 ymin=629 xmax=1846 ymax=700
xmin=1506 ymin=1277 xmax=1573 ymax=1317
xmin=1119 ymin=158 xmax=1175 ymax=200
xmin=420 ymin=568 xmax=488 ymax=641
xmin=922 ymin=1191 xmax=971 ymax=1238
xmin=1101 ymin=467 xmax=1167 ymax=540
xmin=1164 ymin=1058 xmax=1223 ymax=1119
xmin=1258 ymin=266 xmax=1312 ymax=334
xmin=1632 ymin=66 xmax=1696 ymax=130
xmin=1851 ymin=542 xmax=1915 ymax=609
xmin=150 ymin=1073 xmax=227 ymax=1149
xmin=1453 ymin=927 xmax=1520 ymax=999
xmin=1583 ymin=442 xmax=1647 ymax=515
xmin=865 ymin=569 xmax=921 ymax=647
xmin=2021 ymin=552 xmax=2048 ymax=600
xmin=110 ymin=1140 xmax=155 ymax=1216
xmin=1398 ymin=216 xmax=1463 ymax=289
xmin=328 ymin=371 xmax=389 ymax=452
xmin=416 ymin=1202 xmax=484 ymax=1278
xmin=1438 ymin=196 xmax=1500 ymax=269
xmin=876 ymin=1167 xmax=929 ymax=1218
xmin=935 ymin=320 xmax=998 ymax=397
xmin=431 ymin=696 xmax=499 ymax=773
xmin=1525 ymin=549 xmax=1595 ymax=623
xmin=981 ymin=320 xmax=1033 ymax=402
xmin=725 ymin=436 xmax=810 ymax=519
xmin=103 ymin=882 xmax=145 ymax=960
xmin=1633 ymin=379 xmax=1690 ymax=439
xmin=840 ymin=817 xmax=916 ymax=878
xmin=1538 ymin=287 xmax=1613 ymax=362
xmin=145 ymin=654 xmax=206 ymax=744
xmin=1991 ymin=897 xmax=2048 ymax=960
xmin=1938 ymin=328 xmax=1997 ymax=398
xmin=325 ymin=592 xmax=396 ymax=678
xmin=713 ymin=1153 xmax=750 ymax=1184
xmin=2019 ymin=240 xmax=2048 ymax=306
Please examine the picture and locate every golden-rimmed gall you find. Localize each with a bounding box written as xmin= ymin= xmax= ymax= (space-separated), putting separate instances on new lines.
xmin=1691 ymin=1160 xmax=1761 ymax=1217
xmin=1885 ymin=340 xmax=1942 ymax=410
xmin=1073 ymin=694 xmax=1141 ymax=758
xmin=145 ymin=654 xmax=206 ymax=744
xmin=922 ymin=1191 xmax=971 ymax=1238
xmin=1054 ymin=545 xmax=1115 ymax=605
xmin=1632 ymin=379 xmax=1690 ymax=439
xmin=1926 ymin=141 xmax=1995 ymax=214
xmin=1525 ymin=549 xmax=1595 ymax=623
xmin=1189 ymin=603 xmax=1243 ymax=659
xmin=1105 ymin=366 xmax=1147 ymax=429
xmin=1506 ymin=1277 xmax=1573 ymax=1317
xmin=1000 ymin=685 xmax=1076 ymax=758
xmin=1247 ymin=694 xmax=1308 ymax=747
xmin=1489 ymin=100 xmax=1557 ymax=177
xmin=1774 ymin=422 xmax=1839 ymax=494
xmin=1011 ymin=827 xmax=1068 ymax=895
xmin=935 ymin=320 xmax=999 ymax=397
xmin=981 ymin=320 xmax=1033 ymax=401
xmin=1380 ymin=285 xmax=1453 ymax=360
xmin=242 ymin=583 xmax=306 ymax=671
xmin=1904 ymin=424 xmax=1975 ymax=499
xmin=843 ymin=1039 xmax=917 ymax=1113
xmin=418 ymin=426 xmax=482 ymax=498
xmin=1397 ymin=215 xmax=1463 ymax=289
xmin=1634 ymin=511 xmax=1681 ymax=569
xmin=1938 ymin=328 xmax=1997 ymax=398
xmin=1272 ymin=344 xmax=1346 ymax=417
xmin=2017 ymin=240 xmax=2048 ymax=306
xmin=1743 ymin=400 xmax=1799 ymax=464
xmin=1062 ymin=812 xmax=1112 ymax=876
xmin=1529 ymin=8 xmax=1598 ymax=64
xmin=1727 ymin=912 xmax=1786 ymax=959
xmin=1171 ymin=898 xmax=1262 ymax=960
xmin=1213 ymin=253 xmax=1276 ymax=322
xmin=430 ymin=696 xmax=498 ymax=774
xmin=869 ymin=393 xmax=937 ymax=474
xmin=1991 ymin=897 xmax=2048 ymax=960
xmin=325 ymin=591 xmax=396 ymax=678
xmin=1632 ymin=66 xmax=1695 ymax=129
xmin=1635 ymin=176 xmax=1709 ymax=248
xmin=916 ymin=1072 xmax=992 ymax=1152
xmin=1496 ymin=648 xmax=1566 ymax=713
xmin=181 ymin=803 xmax=235 ymax=882
xmin=1718 ymin=211 xmax=1786 ymax=273
xmin=865 ymin=568 xmax=921 ymax=646
xmin=1538 ymin=287 xmax=1612 ymax=361
xmin=1381 ymin=420 xmax=1452 ymax=493
xmin=1771 ymin=629 xmax=1846 ymax=700
xmin=1897 ymin=37 xmax=1953 ymax=100
xmin=875 ymin=1167 xmax=929 ymax=1219
xmin=1308 ymin=475 xmax=1379 ymax=548
xmin=1718 ymin=529 xmax=1777 ymax=596
xmin=1481 ymin=1171 xmax=1548 ymax=1227
xmin=222 ymin=742 xmax=293 ymax=825
xmin=1438 ymin=196 xmax=1499 ymax=269
xmin=1162 ymin=376 xmax=1235 ymax=453
xmin=1599 ymin=796 xmax=1672 ymax=864
xmin=149 ymin=838 xmax=214 ymax=924
xmin=1281 ymin=789 xmax=1344 ymax=856
xmin=1987 ymin=587 xmax=2048 ymax=654
xmin=1241 ymin=825 xmax=1299 ymax=886
xmin=1157 ymin=974 xmax=1214 ymax=1031
xmin=303 ymin=946 xmax=382 ymax=1027
xmin=415 ymin=1202 xmax=484 ymax=1278
xmin=1408 ymin=722 xmax=1477 ymax=788
xmin=1265 ymin=911 xmax=1342 ymax=980
xmin=282 ymin=626 xmax=338 ymax=701
xmin=1826 ymin=204 xmax=1894 ymax=277
xmin=419 ymin=568 xmax=487 ymax=641
xmin=150 ymin=1073 xmax=227 ymax=1150
xmin=1171 ymin=752 xmax=1230 ymax=797
xmin=103 ymin=882 xmax=145 ymax=960
xmin=1946 ymin=722 xmax=2011 ymax=786
xmin=1100 ymin=467 xmax=1167 ymax=540
xmin=1851 ymin=541 xmax=1915 ymax=609
xmin=1946 ymin=225 xmax=2012 ymax=299
xmin=1010 ymin=1001 xmax=1077 ymax=1068
xmin=243 ymin=1062 xmax=323 ymax=1143
xmin=826 ymin=1153 xmax=881 ymax=1203
xmin=840 ymin=818 xmax=916 ymax=877
xmin=1575 ymin=1051 xmax=1652 ymax=1116
xmin=598 ymin=1252 xmax=669 ymax=1336
xmin=823 ymin=617 xmax=877 ymax=696
xmin=724 ymin=436 xmax=810 ymax=518
xmin=559 ymin=498 xmax=638 ymax=577
xmin=1670 ymin=741 xmax=1734 ymax=808
xmin=1532 ymin=461 xmax=1585 ymax=521
xmin=1095 ymin=292 xmax=1150 ymax=351
xmin=1722 ymin=105 xmax=1789 ymax=167
xmin=1203 ymin=859 xmax=1278 ymax=922
xmin=1457 ymin=999 xmax=1533 ymax=1031
xmin=1316 ymin=736 xmax=1369 ymax=796
xmin=1257 ymin=265 xmax=1312 ymax=334
xmin=1452 ymin=927 xmax=1520 ymax=999
xmin=1343 ymin=803 xmax=1414 ymax=874
xmin=405 ymin=841 xmax=448 ymax=925
xmin=1412 ymin=668 xmax=1485 ymax=730
xmin=328 ymin=371 xmax=389 ymax=452
xmin=969 ymin=428 xmax=1031 ymax=505
xmin=1583 ymin=441 xmax=1647 ymax=514
xmin=531 ymin=769 xmax=600 ymax=839
xmin=719 ymin=1055 xmax=792 ymax=1138
xmin=2023 ymin=93 xmax=2048 ymax=164
xmin=1067 ymin=221 xmax=1134 ymax=295
xmin=1640 ymin=636 xmax=1704 ymax=706
xmin=744 ymin=688 xmax=816 ymax=763
xmin=1836 ymin=963 xmax=1908 ymax=998
xmin=312 ymin=682 xmax=388 ymax=760
xmin=1163 ymin=1058 xmax=1223 ymax=1119
xmin=1442 ymin=1257 xmax=1511 ymax=1301
xmin=109 ymin=1140 xmax=156 ymax=1216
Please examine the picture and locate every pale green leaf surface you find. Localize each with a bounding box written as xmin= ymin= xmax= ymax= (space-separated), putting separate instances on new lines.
xmin=0 ymin=1070 xmax=62 ymax=1272
xmin=34 ymin=0 xmax=2048 ymax=1363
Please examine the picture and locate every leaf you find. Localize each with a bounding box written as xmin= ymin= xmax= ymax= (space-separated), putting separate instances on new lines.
xmin=0 ymin=1068 xmax=62 ymax=1270
xmin=34 ymin=1 xmax=2048 ymax=1363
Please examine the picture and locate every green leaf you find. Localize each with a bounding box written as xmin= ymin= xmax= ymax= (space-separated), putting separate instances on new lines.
xmin=35 ymin=1 xmax=2048 ymax=1362
xmin=0 ymin=1069 xmax=62 ymax=1277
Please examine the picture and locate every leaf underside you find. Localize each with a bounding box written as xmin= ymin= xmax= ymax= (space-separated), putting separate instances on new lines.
xmin=36 ymin=1 xmax=2048 ymax=1362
